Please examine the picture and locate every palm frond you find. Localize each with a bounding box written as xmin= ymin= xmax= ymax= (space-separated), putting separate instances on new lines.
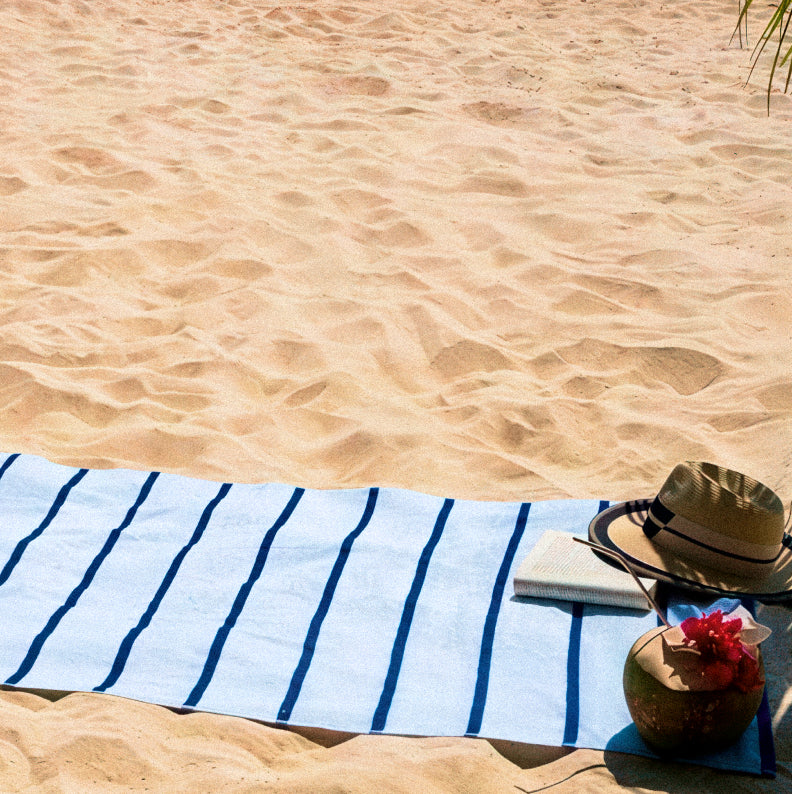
xmin=736 ymin=0 xmax=792 ymax=113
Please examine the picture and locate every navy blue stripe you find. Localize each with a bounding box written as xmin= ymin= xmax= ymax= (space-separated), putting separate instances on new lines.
xmin=642 ymin=515 xmax=664 ymax=539
xmin=0 ymin=468 xmax=89 ymax=588
xmin=654 ymin=521 xmax=783 ymax=565
xmin=648 ymin=496 xmax=675 ymax=525
xmin=371 ymin=498 xmax=454 ymax=733
xmin=94 ymin=482 xmax=233 ymax=693
xmin=465 ymin=501 xmax=531 ymax=737
xmin=562 ymin=601 xmax=584 ymax=746
xmin=560 ymin=502 xmax=606 ymax=744
xmin=183 ymin=487 xmax=305 ymax=708
xmin=642 ymin=497 xmax=672 ymax=539
xmin=5 ymin=471 xmax=159 ymax=686
xmin=757 ymin=684 xmax=776 ymax=777
xmin=277 ymin=488 xmax=379 ymax=723
xmin=0 ymin=453 xmax=20 ymax=483
xmin=598 ymin=499 xmax=610 ymax=515
xmin=655 ymin=584 xmax=669 ymax=628
xmin=742 ymin=598 xmax=776 ymax=777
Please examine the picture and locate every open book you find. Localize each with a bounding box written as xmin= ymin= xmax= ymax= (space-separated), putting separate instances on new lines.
xmin=514 ymin=530 xmax=657 ymax=610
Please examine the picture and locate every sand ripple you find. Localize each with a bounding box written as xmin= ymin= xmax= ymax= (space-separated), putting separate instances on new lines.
xmin=2 ymin=0 xmax=790 ymax=502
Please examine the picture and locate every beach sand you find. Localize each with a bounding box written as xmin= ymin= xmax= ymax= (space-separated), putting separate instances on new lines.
xmin=0 ymin=0 xmax=790 ymax=790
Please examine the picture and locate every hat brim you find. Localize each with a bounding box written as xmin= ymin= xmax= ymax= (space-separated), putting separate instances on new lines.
xmin=589 ymin=499 xmax=792 ymax=602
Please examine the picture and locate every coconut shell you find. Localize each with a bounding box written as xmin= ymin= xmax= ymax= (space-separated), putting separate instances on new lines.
xmin=623 ymin=627 xmax=765 ymax=756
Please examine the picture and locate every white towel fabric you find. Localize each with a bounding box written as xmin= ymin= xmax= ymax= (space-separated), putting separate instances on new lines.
xmin=0 ymin=453 xmax=775 ymax=775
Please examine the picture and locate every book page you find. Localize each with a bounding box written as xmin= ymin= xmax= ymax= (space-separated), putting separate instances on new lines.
xmin=532 ymin=533 xmax=613 ymax=577
xmin=514 ymin=530 xmax=656 ymax=607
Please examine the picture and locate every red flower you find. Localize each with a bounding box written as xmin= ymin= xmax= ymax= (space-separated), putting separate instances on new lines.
xmin=701 ymin=659 xmax=737 ymax=690
xmin=733 ymin=647 xmax=764 ymax=694
xmin=680 ymin=609 xmax=764 ymax=693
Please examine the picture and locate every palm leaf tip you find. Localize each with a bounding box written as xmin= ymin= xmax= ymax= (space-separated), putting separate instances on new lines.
xmin=736 ymin=0 xmax=792 ymax=112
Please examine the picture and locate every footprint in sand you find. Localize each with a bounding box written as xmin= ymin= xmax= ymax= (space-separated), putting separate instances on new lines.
xmin=53 ymin=146 xmax=124 ymax=173
xmin=321 ymin=75 xmax=391 ymax=97
xmin=558 ymin=339 xmax=726 ymax=396
xmin=462 ymin=100 xmax=534 ymax=125
xmin=0 ymin=176 xmax=28 ymax=195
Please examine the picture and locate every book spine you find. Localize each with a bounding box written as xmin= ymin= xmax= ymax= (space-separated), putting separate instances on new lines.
xmin=514 ymin=581 xmax=649 ymax=610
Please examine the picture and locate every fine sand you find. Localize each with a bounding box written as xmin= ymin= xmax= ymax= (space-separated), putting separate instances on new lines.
xmin=1 ymin=0 xmax=790 ymax=790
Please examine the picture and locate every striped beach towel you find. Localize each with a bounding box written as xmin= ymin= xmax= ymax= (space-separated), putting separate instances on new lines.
xmin=0 ymin=452 xmax=775 ymax=775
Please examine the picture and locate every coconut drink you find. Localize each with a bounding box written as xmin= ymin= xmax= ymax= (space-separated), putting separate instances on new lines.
xmin=623 ymin=606 xmax=770 ymax=756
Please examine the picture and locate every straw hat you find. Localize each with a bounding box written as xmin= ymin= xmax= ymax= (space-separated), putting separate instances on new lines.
xmin=589 ymin=462 xmax=792 ymax=601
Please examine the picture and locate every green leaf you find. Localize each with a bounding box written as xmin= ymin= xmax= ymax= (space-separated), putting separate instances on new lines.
xmin=736 ymin=0 xmax=792 ymax=112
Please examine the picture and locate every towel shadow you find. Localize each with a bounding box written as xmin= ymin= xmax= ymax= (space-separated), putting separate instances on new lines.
xmin=604 ymin=725 xmax=772 ymax=789
xmin=265 ymin=721 xmax=574 ymax=770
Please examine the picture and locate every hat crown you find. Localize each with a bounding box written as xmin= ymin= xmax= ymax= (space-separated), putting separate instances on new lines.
xmin=590 ymin=463 xmax=791 ymax=599
xmin=660 ymin=462 xmax=784 ymax=546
